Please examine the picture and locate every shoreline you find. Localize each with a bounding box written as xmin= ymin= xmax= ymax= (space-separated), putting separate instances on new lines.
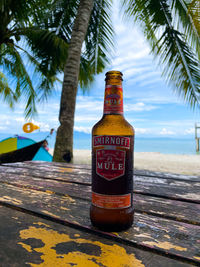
xmin=49 ymin=149 xmax=200 ymax=176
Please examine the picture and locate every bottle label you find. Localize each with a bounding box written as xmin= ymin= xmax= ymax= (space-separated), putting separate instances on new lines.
xmin=92 ymin=192 xmax=131 ymax=209
xmin=93 ymin=135 xmax=130 ymax=180
xmin=96 ymin=149 xmax=125 ymax=180
xmin=103 ymin=85 xmax=123 ymax=114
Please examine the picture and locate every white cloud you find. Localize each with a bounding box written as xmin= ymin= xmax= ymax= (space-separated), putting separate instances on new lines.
xmin=160 ymin=128 xmax=175 ymax=135
xmin=157 ymin=120 xmax=196 ymax=128
xmin=112 ymin=48 xmax=150 ymax=70
xmin=15 ymin=117 xmax=25 ymax=122
xmin=138 ymin=95 xmax=180 ymax=104
xmin=76 ymin=101 xmax=102 ymax=111
xmin=139 ymin=77 xmax=163 ymax=87
xmin=74 ymin=126 xmax=91 ymax=134
xmin=123 ymin=66 xmax=154 ymax=79
xmin=5 ymin=120 xmax=11 ymax=125
xmin=184 ymin=128 xmax=195 ymax=135
xmin=135 ymin=128 xmax=149 ymax=134
xmin=75 ymin=115 xmax=101 ymax=122
xmin=0 ymin=125 xmax=8 ymax=130
xmin=125 ymin=102 xmax=157 ymax=112
xmin=37 ymin=102 xmax=59 ymax=114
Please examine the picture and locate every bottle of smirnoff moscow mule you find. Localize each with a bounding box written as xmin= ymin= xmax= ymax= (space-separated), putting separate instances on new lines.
xmin=90 ymin=70 xmax=134 ymax=231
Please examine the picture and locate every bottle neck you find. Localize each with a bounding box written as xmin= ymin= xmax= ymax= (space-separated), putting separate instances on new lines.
xmin=103 ymin=79 xmax=123 ymax=115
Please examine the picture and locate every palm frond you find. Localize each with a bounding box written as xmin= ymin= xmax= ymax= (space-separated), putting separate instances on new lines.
xmin=122 ymin=0 xmax=159 ymax=49
xmin=0 ymin=71 xmax=16 ymax=107
xmin=17 ymin=27 xmax=68 ymax=75
xmin=122 ymin=0 xmax=200 ymax=108
xmin=36 ymin=0 xmax=79 ymax=41
xmin=171 ymin=0 xmax=200 ymax=59
xmin=157 ymin=27 xmax=200 ymax=107
xmin=80 ymin=0 xmax=114 ymax=89
xmin=2 ymin=43 xmax=37 ymax=117
xmin=14 ymin=43 xmax=59 ymax=102
xmin=0 ymin=0 xmax=68 ymax=118
xmin=79 ymin=56 xmax=95 ymax=89
xmin=188 ymin=0 xmax=200 ymax=33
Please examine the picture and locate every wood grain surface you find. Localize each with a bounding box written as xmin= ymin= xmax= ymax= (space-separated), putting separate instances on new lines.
xmin=0 ymin=161 xmax=199 ymax=266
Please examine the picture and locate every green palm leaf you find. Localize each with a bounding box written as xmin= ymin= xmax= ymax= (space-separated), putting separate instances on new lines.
xmin=36 ymin=0 xmax=114 ymax=90
xmin=80 ymin=0 xmax=114 ymax=88
xmin=0 ymin=71 xmax=16 ymax=107
xmin=2 ymin=43 xmax=37 ymax=117
xmin=86 ymin=0 xmax=114 ymax=66
xmin=171 ymin=0 xmax=200 ymax=59
xmin=188 ymin=0 xmax=200 ymax=35
xmin=20 ymin=27 xmax=68 ymax=75
xmin=123 ymin=0 xmax=200 ymax=108
xmin=0 ymin=0 xmax=67 ymax=118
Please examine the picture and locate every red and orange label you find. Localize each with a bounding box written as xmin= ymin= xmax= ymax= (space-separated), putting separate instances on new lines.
xmin=96 ymin=149 xmax=125 ymax=180
xmin=92 ymin=192 xmax=131 ymax=209
xmin=103 ymin=85 xmax=123 ymax=114
xmin=93 ymin=135 xmax=130 ymax=180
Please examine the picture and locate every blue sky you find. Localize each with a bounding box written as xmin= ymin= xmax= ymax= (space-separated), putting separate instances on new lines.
xmin=0 ymin=0 xmax=199 ymax=138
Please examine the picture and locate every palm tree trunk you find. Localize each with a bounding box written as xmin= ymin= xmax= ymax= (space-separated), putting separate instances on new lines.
xmin=53 ymin=0 xmax=94 ymax=162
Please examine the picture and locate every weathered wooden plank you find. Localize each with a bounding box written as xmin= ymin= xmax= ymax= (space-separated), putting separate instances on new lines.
xmin=134 ymin=194 xmax=200 ymax=225
xmin=0 ymin=183 xmax=200 ymax=264
xmin=0 ymin=179 xmax=199 ymax=226
xmin=0 ymin=164 xmax=91 ymax=185
xmin=0 ymin=172 xmax=92 ymax=199
xmin=134 ymin=176 xmax=200 ymax=203
xmin=3 ymin=161 xmax=91 ymax=170
xmin=134 ymin=169 xmax=200 ymax=181
xmin=0 ymin=205 xmax=192 ymax=267
xmin=0 ymin=165 xmax=200 ymax=203
xmin=0 ymin=172 xmax=199 ymax=225
xmin=1 ymin=164 xmax=200 ymax=187
xmin=2 ymin=161 xmax=200 ymax=181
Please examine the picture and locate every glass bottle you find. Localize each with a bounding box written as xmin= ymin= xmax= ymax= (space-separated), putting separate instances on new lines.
xmin=90 ymin=70 xmax=134 ymax=231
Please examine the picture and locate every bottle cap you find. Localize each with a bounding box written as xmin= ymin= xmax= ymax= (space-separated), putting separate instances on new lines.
xmin=105 ymin=70 xmax=123 ymax=81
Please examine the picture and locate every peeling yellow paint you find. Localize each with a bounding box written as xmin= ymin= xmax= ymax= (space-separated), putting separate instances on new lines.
xmin=41 ymin=210 xmax=59 ymax=218
xmin=45 ymin=190 xmax=54 ymax=195
xmin=12 ymin=216 xmax=19 ymax=220
xmin=111 ymin=232 xmax=120 ymax=236
xmin=74 ymin=234 xmax=80 ymax=237
xmin=177 ymin=226 xmax=185 ymax=231
xmin=0 ymin=196 xmax=22 ymax=205
xmin=143 ymin=241 xmax=187 ymax=251
xmin=18 ymin=223 xmax=145 ymax=267
xmin=60 ymin=206 xmax=70 ymax=211
xmin=18 ymin=242 xmax=32 ymax=252
xmin=58 ymin=167 xmax=73 ymax=173
xmin=64 ymin=194 xmax=76 ymax=203
xmin=72 ymin=220 xmax=80 ymax=225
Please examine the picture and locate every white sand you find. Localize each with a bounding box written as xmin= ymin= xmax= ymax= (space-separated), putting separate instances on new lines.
xmin=49 ymin=149 xmax=200 ymax=176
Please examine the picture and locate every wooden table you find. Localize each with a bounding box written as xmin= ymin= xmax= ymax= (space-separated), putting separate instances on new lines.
xmin=0 ymin=161 xmax=199 ymax=267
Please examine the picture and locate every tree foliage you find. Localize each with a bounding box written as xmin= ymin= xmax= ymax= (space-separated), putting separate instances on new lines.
xmin=123 ymin=0 xmax=200 ymax=108
xmin=0 ymin=0 xmax=65 ymax=117
xmin=0 ymin=0 xmax=114 ymax=117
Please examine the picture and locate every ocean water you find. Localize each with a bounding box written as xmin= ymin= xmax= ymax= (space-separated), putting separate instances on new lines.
xmin=73 ymin=133 xmax=197 ymax=155
xmin=0 ymin=131 xmax=197 ymax=155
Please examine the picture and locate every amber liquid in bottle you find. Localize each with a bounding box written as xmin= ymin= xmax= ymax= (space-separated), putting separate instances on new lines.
xmin=90 ymin=71 xmax=134 ymax=231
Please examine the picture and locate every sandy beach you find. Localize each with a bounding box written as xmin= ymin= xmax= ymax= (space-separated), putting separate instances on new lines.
xmin=49 ymin=149 xmax=200 ymax=176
